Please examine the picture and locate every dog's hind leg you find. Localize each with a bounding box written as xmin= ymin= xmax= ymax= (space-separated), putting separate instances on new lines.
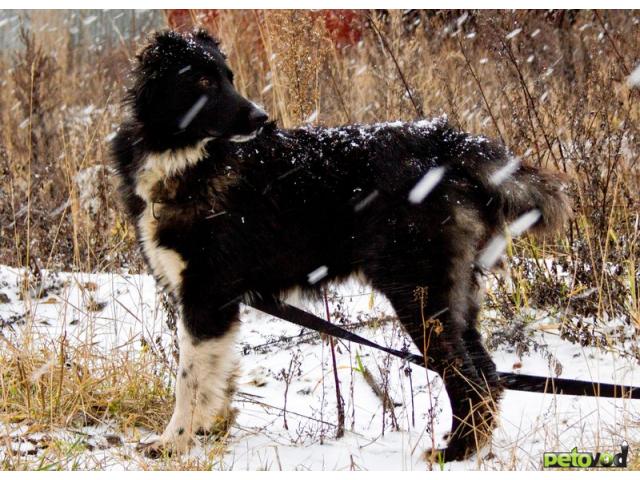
xmin=139 ymin=300 xmax=240 ymax=458
xmin=361 ymin=218 xmax=498 ymax=462
xmin=463 ymin=271 xmax=503 ymax=403
xmin=382 ymin=280 xmax=496 ymax=462
xmin=450 ymin=270 xmax=504 ymax=460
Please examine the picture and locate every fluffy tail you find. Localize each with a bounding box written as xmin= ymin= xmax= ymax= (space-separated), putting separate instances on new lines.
xmin=486 ymin=161 xmax=572 ymax=238
xmin=449 ymin=129 xmax=572 ymax=237
xmin=432 ymin=120 xmax=572 ymax=238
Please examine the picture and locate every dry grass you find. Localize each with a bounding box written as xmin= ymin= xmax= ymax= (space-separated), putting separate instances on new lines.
xmin=0 ymin=335 xmax=172 ymax=432
xmin=0 ymin=9 xmax=639 ymax=470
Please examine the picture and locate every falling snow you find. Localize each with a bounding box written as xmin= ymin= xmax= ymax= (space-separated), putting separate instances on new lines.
xmin=82 ymin=15 xmax=98 ymax=26
xmin=505 ymin=28 xmax=522 ymax=40
xmin=489 ymin=157 xmax=520 ymax=186
xmin=408 ymin=166 xmax=446 ymax=204
xmin=307 ymin=265 xmax=328 ymax=284
xmin=354 ymin=190 xmax=380 ymax=212
xmin=305 ymin=110 xmax=318 ymax=124
xmin=509 ymin=209 xmax=541 ymax=236
xmin=628 ymin=63 xmax=640 ymax=88
xmin=178 ymin=94 xmax=208 ymax=130
xmin=477 ymin=210 xmax=541 ymax=269
xmin=477 ymin=236 xmax=508 ymax=270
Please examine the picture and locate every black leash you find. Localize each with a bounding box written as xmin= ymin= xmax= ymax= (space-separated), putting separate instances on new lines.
xmin=252 ymin=299 xmax=640 ymax=400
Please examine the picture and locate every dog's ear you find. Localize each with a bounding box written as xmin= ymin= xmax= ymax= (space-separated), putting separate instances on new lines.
xmin=136 ymin=30 xmax=186 ymax=70
xmin=190 ymin=28 xmax=225 ymax=58
xmin=127 ymin=68 xmax=160 ymax=122
xmin=192 ymin=27 xmax=219 ymax=45
xmin=129 ymin=31 xmax=183 ymax=119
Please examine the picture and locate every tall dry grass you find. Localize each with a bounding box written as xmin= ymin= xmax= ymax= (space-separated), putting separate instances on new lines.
xmin=0 ymin=9 xmax=639 ymax=470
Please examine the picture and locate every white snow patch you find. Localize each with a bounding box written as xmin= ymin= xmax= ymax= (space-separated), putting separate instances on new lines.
xmin=1 ymin=264 xmax=638 ymax=470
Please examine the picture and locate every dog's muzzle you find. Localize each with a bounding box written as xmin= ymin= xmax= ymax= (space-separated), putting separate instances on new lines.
xmin=248 ymin=106 xmax=269 ymax=130
xmin=229 ymin=105 xmax=268 ymax=143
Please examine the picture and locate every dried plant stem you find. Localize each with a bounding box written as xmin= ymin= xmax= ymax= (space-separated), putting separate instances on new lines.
xmin=457 ymin=36 xmax=505 ymax=144
xmin=500 ymin=38 xmax=562 ymax=169
xmin=594 ymin=10 xmax=630 ymax=76
xmin=328 ymin=64 xmax=352 ymax=123
xmin=367 ymin=13 xmax=424 ymax=119
xmin=323 ymin=288 xmax=345 ymax=438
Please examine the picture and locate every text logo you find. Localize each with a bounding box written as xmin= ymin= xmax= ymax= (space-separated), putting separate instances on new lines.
xmin=543 ymin=442 xmax=629 ymax=469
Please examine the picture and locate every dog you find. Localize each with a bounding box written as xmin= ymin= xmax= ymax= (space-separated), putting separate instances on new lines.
xmin=112 ymin=29 xmax=571 ymax=461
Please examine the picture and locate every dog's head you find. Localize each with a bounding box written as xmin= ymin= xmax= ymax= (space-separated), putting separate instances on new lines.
xmin=129 ymin=29 xmax=268 ymax=150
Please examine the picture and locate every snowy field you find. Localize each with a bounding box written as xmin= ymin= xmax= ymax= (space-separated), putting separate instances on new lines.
xmin=0 ymin=265 xmax=638 ymax=470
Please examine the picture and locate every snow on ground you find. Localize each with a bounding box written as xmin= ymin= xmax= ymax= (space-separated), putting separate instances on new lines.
xmin=0 ymin=265 xmax=638 ymax=470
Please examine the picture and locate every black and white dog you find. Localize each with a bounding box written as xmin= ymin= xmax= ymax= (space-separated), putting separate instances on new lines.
xmin=112 ymin=29 xmax=570 ymax=461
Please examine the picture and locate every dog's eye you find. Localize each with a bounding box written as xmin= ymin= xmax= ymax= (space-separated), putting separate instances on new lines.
xmin=198 ymin=76 xmax=211 ymax=88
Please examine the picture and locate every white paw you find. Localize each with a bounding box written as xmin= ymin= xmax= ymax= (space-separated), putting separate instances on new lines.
xmin=137 ymin=430 xmax=196 ymax=459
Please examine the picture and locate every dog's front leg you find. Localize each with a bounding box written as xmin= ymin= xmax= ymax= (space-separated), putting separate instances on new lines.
xmin=139 ymin=314 xmax=239 ymax=458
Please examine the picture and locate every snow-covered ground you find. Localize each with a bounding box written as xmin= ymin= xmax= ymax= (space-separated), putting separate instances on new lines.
xmin=0 ymin=265 xmax=638 ymax=470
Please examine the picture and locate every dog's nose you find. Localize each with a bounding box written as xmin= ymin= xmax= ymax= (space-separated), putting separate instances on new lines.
xmin=248 ymin=107 xmax=268 ymax=128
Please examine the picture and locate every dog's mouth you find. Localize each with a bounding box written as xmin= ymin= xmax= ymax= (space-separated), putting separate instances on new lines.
xmin=202 ymin=128 xmax=262 ymax=143
xmin=227 ymin=126 xmax=264 ymax=143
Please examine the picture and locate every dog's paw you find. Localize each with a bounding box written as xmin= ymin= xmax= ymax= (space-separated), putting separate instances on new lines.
xmin=425 ymin=436 xmax=476 ymax=464
xmin=196 ymin=408 xmax=238 ymax=439
xmin=137 ymin=439 xmax=171 ymax=459
xmin=136 ymin=435 xmax=195 ymax=459
xmin=425 ymin=446 xmax=472 ymax=464
xmin=425 ymin=434 xmax=492 ymax=464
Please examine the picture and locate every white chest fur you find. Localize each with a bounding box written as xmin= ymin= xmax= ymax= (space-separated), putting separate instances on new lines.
xmin=134 ymin=140 xmax=210 ymax=294
xmin=137 ymin=205 xmax=186 ymax=293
